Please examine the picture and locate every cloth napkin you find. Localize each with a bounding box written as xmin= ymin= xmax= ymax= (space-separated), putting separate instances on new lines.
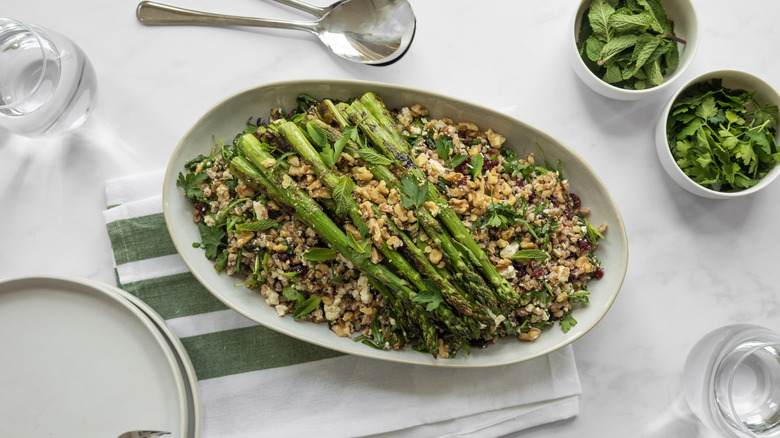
xmin=103 ymin=169 xmax=582 ymax=438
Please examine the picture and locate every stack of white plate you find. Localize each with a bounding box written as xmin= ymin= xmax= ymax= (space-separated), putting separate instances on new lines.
xmin=0 ymin=276 xmax=200 ymax=438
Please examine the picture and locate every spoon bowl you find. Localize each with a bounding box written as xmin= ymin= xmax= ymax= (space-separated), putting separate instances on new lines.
xmin=136 ymin=0 xmax=416 ymax=65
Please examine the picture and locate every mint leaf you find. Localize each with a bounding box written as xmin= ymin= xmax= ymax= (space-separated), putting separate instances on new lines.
xmin=622 ymin=34 xmax=662 ymax=80
xmin=305 ymin=122 xmax=329 ymax=148
xmin=294 ymin=296 xmax=321 ymax=319
xmin=469 ymin=153 xmax=484 ymax=178
xmin=235 ymin=219 xmax=279 ymax=232
xmin=511 ymin=249 xmax=550 ymax=261
xmin=332 ymin=175 xmax=355 ymax=215
xmin=357 ymin=148 xmax=393 ymax=166
xmin=598 ymin=34 xmax=638 ymax=65
xmin=588 ymin=0 xmax=615 ymax=41
xmin=607 ymin=11 xmax=654 ymax=34
xmin=302 ymin=247 xmax=339 ymax=262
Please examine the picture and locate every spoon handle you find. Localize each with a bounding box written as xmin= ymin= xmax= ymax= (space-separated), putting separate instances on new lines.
xmin=136 ymin=1 xmax=317 ymax=33
xmin=268 ymin=0 xmax=331 ymax=18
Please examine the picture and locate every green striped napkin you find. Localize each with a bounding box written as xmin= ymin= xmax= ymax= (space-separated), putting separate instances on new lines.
xmin=103 ymin=170 xmax=582 ymax=438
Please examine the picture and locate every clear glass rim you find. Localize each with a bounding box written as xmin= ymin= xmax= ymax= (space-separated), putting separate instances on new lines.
xmin=0 ymin=18 xmax=49 ymax=110
xmin=726 ymin=341 xmax=780 ymax=438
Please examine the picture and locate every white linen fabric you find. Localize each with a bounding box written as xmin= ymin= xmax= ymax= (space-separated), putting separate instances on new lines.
xmin=103 ymin=170 xmax=582 ymax=437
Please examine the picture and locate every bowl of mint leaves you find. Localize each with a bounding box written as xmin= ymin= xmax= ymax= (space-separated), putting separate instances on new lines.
xmin=571 ymin=0 xmax=699 ymax=100
xmin=656 ymin=70 xmax=780 ymax=199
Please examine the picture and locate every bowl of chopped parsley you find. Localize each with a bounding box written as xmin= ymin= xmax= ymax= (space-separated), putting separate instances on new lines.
xmin=656 ymin=70 xmax=780 ymax=198
xmin=571 ymin=0 xmax=699 ymax=100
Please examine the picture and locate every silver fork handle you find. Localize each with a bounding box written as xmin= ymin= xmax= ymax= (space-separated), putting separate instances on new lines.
xmin=136 ymin=1 xmax=318 ymax=33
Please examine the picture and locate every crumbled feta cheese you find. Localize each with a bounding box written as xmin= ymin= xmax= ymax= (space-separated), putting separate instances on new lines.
xmin=500 ymin=241 xmax=520 ymax=259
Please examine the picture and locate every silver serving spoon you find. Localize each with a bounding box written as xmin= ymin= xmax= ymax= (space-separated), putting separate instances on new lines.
xmin=136 ymin=0 xmax=416 ymax=65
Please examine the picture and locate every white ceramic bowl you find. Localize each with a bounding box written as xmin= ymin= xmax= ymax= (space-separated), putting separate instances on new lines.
xmin=163 ymin=79 xmax=629 ymax=367
xmin=656 ymin=70 xmax=780 ymax=199
xmin=570 ymin=0 xmax=699 ymax=101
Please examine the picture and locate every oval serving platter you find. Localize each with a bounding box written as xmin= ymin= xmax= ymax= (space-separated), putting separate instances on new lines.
xmin=162 ymin=79 xmax=628 ymax=367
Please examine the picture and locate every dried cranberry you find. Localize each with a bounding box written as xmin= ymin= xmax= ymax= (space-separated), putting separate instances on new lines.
xmin=194 ymin=202 xmax=207 ymax=215
xmin=276 ymin=252 xmax=291 ymax=262
xmin=532 ymin=267 xmax=545 ymax=278
xmin=570 ymin=193 xmax=581 ymax=209
xmin=484 ymin=159 xmax=499 ymax=171
xmin=564 ymin=203 xmax=573 ymax=220
xmin=592 ymin=267 xmax=604 ymax=279
xmin=290 ymin=264 xmax=309 ymax=276
xmin=459 ymin=176 xmax=468 ymax=185
xmin=577 ymin=238 xmax=591 ymax=251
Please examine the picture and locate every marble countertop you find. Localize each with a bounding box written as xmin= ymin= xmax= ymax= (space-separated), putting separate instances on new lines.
xmin=2 ymin=0 xmax=780 ymax=436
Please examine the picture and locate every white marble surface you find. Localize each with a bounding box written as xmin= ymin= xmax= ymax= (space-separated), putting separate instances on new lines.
xmin=2 ymin=0 xmax=780 ymax=436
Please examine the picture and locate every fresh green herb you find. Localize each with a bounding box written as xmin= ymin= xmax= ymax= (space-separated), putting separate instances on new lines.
xmin=215 ymin=250 xmax=228 ymax=272
xmin=583 ymin=218 xmax=605 ymax=245
xmin=331 ymin=175 xmax=356 ymax=215
xmin=306 ymin=122 xmax=329 ymax=149
xmin=412 ymin=279 xmax=444 ymax=311
xmin=435 ymin=136 xmax=453 ymax=161
xmin=449 ymin=153 xmax=468 ymax=168
xmin=666 ymin=79 xmax=779 ymax=191
xmin=474 ymin=201 xmax=518 ymax=229
xmin=560 ymin=312 xmax=578 ymax=333
xmin=469 ymin=153 xmax=484 ymax=178
xmin=235 ymin=219 xmax=279 ymax=232
xmin=357 ymin=148 xmax=393 ymax=166
xmin=176 ymin=172 xmax=208 ymax=201
xmin=433 ymin=136 xmax=469 ymax=169
xmin=400 ymin=174 xmax=429 ymax=209
xmin=296 ymin=94 xmax=318 ymax=113
xmin=329 ymin=274 xmax=346 ymax=283
xmin=302 ymin=247 xmax=339 ymax=262
xmin=184 ymin=154 xmax=208 ymax=171
xmin=568 ymin=289 xmax=591 ymax=304
xmin=194 ymin=222 xmax=225 ymax=259
xmin=293 ymin=296 xmax=321 ymax=318
xmin=282 ymin=285 xmax=300 ymax=302
xmin=577 ymin=0 xmax=685 ymax=90
xmin=511 ymin=249 xmax=550 ymax=261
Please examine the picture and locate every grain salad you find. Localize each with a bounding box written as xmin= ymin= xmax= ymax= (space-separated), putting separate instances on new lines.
xmin=177 ymin=93 xmax=606 ymax=358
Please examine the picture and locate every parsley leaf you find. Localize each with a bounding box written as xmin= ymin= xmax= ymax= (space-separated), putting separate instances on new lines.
xmin=560 ymin=312 xmax=577 ymax=334
xmin=412 ymin=280 xmax=444 ymax=311
xmin=667 ymin=79 xmax=779 ymax=192
xmin=194 ymin=222 xmax=225 ymax=259
xmin=176 ymin=172 xmax=208 ymax=201
xmin=400 ymin=175 xmax=429 ymax=209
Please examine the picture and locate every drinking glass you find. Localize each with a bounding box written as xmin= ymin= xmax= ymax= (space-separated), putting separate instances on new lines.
xmin=683 ymin=324 xmax=780 ymax=437
xmin=0 ymin=18 xmax=97 ymax=137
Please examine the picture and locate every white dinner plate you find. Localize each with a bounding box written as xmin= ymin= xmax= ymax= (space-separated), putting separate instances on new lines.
xmin=84 ymin=279 xmax=202 ymax=438
xmin=0 ymin=276 xmax=189 ymax=437
xmin=163 ymin=79 xmax=629 ymax=367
